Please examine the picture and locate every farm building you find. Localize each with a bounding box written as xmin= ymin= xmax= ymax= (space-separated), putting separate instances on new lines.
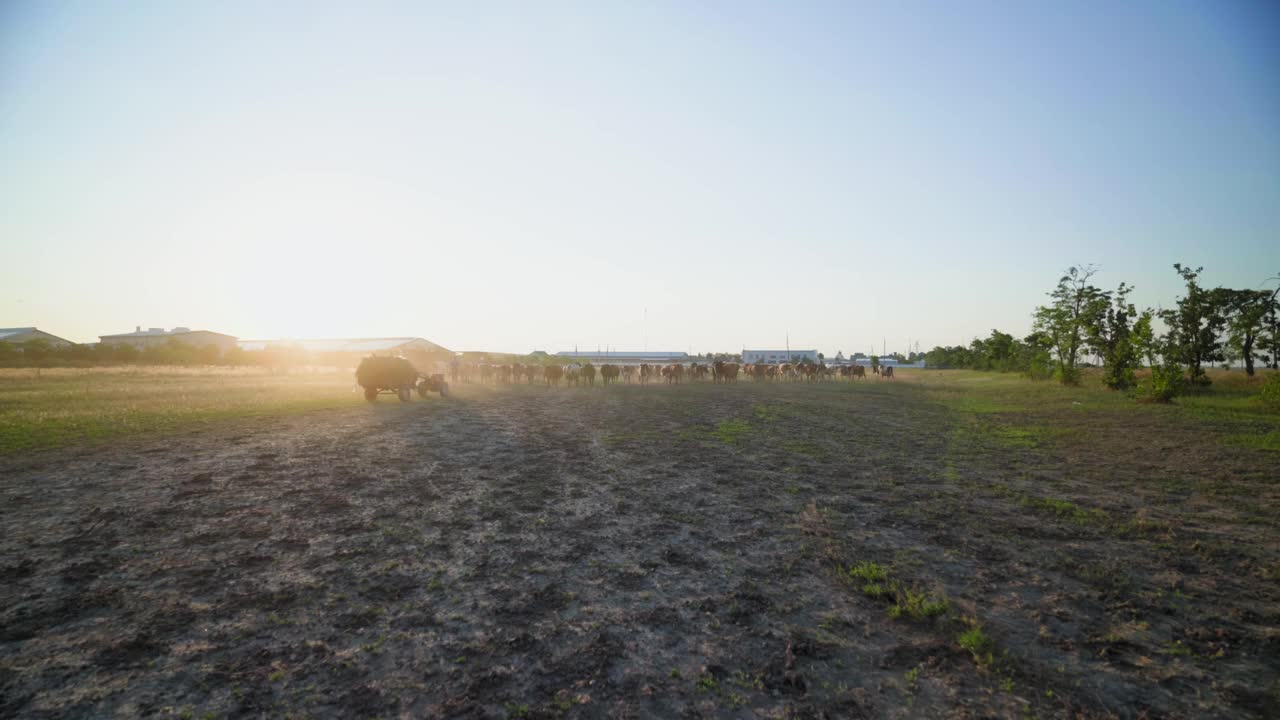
xmin=237 ymin=337 xmax=453 ymax=368
xmin=0 ymin=327 xmax=75 ymax=348
xmin=742 ymin=349 xmax=819 ymax=364
xmin=553 ymin=351 xmax=689 ymax=365
xmin=99 ymin=326 xmax=238 ymax=352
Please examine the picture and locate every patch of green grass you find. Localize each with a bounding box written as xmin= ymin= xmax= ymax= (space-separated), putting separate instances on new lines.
xmin=752 ymin=403 xmax=779 ymax=421
xmin=712 ymin=419 xmax=751 ymax=445
xmin=0 ymin=366 xmax=365 ymax=455
xmin=846 ymin=561 xmax=947 ymax=621
xmin=1222 ymin=429 xmax=1280 ymax=452
xmin=889 ymin=588 xmax=949 ymax=620
xmin=504 ymin=701 xmax=530 ymax=718
xmin=1025 ymin=497 xmax=1109 ymax=526
xmin=989 ymin=425 xmax=1072 ymax=448
xmin=957 ymin=626 xmax=995 ymax=668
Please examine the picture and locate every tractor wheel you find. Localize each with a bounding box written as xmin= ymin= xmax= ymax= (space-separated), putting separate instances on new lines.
xmin=439 ymin=382 xmax=450 ymax=398
xmin=398 ymin=387 xmax=411 ymax=402
xmin=364 ymin=387 xmax=378 ymax=402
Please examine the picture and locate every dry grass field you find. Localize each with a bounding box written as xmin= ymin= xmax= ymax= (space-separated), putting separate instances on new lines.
xmin=2 ymin=368 xmax=1278 ymax=718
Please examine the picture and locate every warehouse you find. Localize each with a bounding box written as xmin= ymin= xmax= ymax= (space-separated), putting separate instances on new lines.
xmin=98 ymin=326 xmax=238 ymax=353
xmin=0 ymin=327 xmax=75 ymax=348
xmin=742 ymin=349 xmax=819 ymax=364
xmin=237 ymin=337 xmax=453 ymax=368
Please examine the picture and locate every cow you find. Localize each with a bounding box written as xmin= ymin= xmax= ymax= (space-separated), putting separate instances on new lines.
xmin=882 ymin=365 xmax=895 ymax=379
xmin=479 ymin=363 xmax=494 ymax=384
xmin=725 ymin=362 xmax=740 ymax=382
xmin=544 ymin=365 xmax=563 ymax=386
xmin=581 ymin=363 xmax=597 ymax=386
xmin=712 ymin=361 xmax=726 ymax=383
xmin=852 ymin=365 xmax=866 ymax=379
xmin=691 ymin=363 xmax=709 ymax=382
xmin=662 ymin=364 xmax=684 ymax=384
xmin=621 ymin=365 xmax=637 ymax=383
xmin=752 ymin=364 xmax=768 ymax=381
xmin=511 ymin=363 xmax=524 ymax=383
xmin=449 ymin=359 xmax=461 ymax=384
xmin=600 ymin=364 xmax=620 ymax=384
xmin=497 ymin=364 xmax=513 ymax=384
xmin=640 ymin=364 xmax=656 ymax=384
xmin=565 ymin=364 xmax=581 ymax=386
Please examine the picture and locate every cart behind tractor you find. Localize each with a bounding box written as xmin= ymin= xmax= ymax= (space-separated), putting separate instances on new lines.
xmin=356 ymin=356 xmax=450 ymax=402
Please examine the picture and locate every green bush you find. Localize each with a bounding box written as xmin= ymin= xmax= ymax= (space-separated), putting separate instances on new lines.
xmin=1260 ymin=374 xmax=1280 ymax=411
xmin=1140 ymin=364 xmax=1182 ymax=403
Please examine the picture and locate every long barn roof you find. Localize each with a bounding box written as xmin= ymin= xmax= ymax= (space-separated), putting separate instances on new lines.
xmin=237 ymin=337 xmax=451 ymax=354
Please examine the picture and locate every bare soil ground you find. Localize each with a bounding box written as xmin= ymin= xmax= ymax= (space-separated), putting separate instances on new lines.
xmin=2 ymin=377 xmax=1277 ymax=718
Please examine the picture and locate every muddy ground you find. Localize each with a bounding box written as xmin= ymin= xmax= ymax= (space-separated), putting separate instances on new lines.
xmin=2 ymin=379 xmax=1277 ymax=718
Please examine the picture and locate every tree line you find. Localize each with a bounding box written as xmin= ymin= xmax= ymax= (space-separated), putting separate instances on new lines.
xmin=924 ymin=264 xmax=1280 ymax=401
xmin=0 ymin=337 xmax=252 ymax=368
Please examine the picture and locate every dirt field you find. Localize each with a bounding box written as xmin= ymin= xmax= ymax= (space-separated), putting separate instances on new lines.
xmin=2 ymin=373 xmax=1278 ymax=718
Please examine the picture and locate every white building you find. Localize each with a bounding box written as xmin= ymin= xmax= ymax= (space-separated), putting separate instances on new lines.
xmin=553 ymin=350 xmax=688 ymax=364
xmin=742 ymin=349 xmax=819 ymax=364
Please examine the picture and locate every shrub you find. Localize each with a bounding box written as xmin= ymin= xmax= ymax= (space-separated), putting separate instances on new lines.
xmin=1141 ymin=364 xmax=1183 ymax=403
xmin=1261 ymin=374 xmax=1280 ymax=411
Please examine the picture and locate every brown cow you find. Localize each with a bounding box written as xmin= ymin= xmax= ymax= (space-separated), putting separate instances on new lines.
xmin=581 ymin=363 xmax=597 ymax=386
xmin=543 ymin=365 xmax=563 ymax=386
xmin=621 ymin=365 xmax=637 ymax=383
xmin=525 ymin=364 xmax=541 ymax=383
xmin=662 ymin=364 xmax=684 ymax=384
xmin=852 ymin=365 xmax=866 ymax=379
xmin=479 ymin=363 xmax=494 ymax=383
xmin=640 ymin=364 xmax=656 ymax=384
xmin=601 ymin=364 xmax=620 ymax=384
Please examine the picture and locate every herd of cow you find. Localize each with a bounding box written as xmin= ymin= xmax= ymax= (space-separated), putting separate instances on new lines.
xmin=449 ymin=360 xmax=894 ymax=386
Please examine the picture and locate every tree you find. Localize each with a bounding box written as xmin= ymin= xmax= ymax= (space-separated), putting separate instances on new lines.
xmin=21 ymin=339 xmax=52 ymax=366
xmin=1085 ymin=282 xmax=1139 ymax=390
xmin=1159 ymin=264 xmax=1227 ymax=385
xmin=1133 ymin=310 xmax=1181 ymax=402
xmin=1237 ymin=275 xmax=1279 ymax=372
xmin=869 ymin=355 xmax=880 ymax=373
xmin=1033 ymin=266 xmax=1109 ymax=385
xmin=1266 ymin=285 xmax=1280 ymax=371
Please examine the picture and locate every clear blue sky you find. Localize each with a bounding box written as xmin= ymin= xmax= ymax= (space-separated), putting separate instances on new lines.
xmin=2 ymin=1 xmax=1277 ymax=354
